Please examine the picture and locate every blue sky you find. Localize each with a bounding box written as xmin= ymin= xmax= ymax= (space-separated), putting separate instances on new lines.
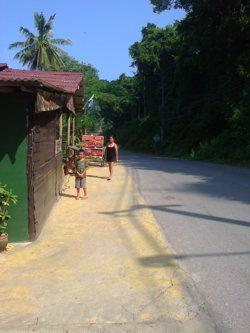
xmin=0 ymin=0 xmax=185 ymax=80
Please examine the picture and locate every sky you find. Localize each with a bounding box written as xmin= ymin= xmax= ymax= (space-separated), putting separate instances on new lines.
xmin=0 ymin=0 xmax=185 ymax=81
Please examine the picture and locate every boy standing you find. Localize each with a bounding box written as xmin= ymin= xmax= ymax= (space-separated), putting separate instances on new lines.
xmin=75 ymin=149 xmax=88 ymax=200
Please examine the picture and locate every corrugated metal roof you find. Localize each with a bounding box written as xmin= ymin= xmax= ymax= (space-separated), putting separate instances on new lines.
xmin=0 ymin=65 xmax=83 ymax=94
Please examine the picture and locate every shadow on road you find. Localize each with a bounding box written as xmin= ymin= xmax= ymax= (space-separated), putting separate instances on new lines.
xmin=138 ymin=251 xmax=250 ymax=268
xmin=60 ymin=193 xmax=76 ymax=199
xmin=87 ymin=174 xmax=108 ymax=179
xmin=100 ymin=203 xmax=250 ymax=228
xmin=121 ymin=151 xmax=250 ymax=205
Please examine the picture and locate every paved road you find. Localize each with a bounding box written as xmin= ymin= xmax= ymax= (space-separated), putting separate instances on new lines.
xmin=123 ymin=151 xmax=250 ymax=333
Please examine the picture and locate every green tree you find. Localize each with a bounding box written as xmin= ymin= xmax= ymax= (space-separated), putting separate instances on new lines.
xmin=58 ymin=52 xmax=99 ymax=98
xmin=102 ymin=0 xmax=250 ymax=164
xmin=9 ymin=12 xmax=72 ymax=70
xmin=149 ymin=0 xmax=192 ymax=12
xmin=57 ymin=53 xmax=112 ymax=136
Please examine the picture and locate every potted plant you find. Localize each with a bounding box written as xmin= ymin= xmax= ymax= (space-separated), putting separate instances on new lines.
xmin=0 ymin=183 xmax=17 ymax=251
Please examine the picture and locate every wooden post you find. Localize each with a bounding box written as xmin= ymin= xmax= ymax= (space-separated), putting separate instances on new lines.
xmin=59 ymin=111 xmax=63 ymax=139
xmin=72 ymin=114 xmax=75 ymax=145
xmin=67 ymin=113 xmax=71 ymax=146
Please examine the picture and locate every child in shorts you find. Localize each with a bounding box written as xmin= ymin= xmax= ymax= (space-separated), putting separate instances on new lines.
xmin=75 ymin=149 xmax=88 ymax=200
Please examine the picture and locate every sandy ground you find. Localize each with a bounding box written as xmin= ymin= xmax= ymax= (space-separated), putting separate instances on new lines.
xmin=0 ymin=163 xmax=215 ymax=332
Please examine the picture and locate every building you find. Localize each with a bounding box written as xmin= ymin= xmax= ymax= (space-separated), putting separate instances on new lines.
xmin=0 ymin=63 xmax=84 ymax=241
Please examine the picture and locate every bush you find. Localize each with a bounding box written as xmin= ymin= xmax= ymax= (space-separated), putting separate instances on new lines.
xmin=0 ymin=183 xmax=17 ymax=235
xmin=191 ymin=130 xmax=250 ymax=164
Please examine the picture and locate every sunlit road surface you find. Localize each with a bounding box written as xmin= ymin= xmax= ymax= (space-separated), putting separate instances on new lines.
xmin=123 ymin=150 xmax=250 ymax=333
xmin=0 ymin=162 xmax=214 ymax=332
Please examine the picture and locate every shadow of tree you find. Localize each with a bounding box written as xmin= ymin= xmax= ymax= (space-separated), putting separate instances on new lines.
xmin=121 ymin=151 xmax=250 ymax=205
xmin=99 ymin=203 xmax=250 ymax=228
xmin=138 ymin=251 xmax=250 ymax=268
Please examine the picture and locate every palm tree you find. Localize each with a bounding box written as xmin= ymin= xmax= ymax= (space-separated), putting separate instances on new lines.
xmin=9 ymin=12 xmax=72 ymax=70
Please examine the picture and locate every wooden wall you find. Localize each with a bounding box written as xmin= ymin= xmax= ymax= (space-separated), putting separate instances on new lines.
xmin=30 ymin=110 xmax=63 ymax=239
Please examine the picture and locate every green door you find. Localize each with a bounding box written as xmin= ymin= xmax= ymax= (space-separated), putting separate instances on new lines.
xmin=0 ymin=93 xmax=29 ymax=241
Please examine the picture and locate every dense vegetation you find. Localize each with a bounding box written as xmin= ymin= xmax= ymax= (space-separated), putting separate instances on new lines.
xmin=98 ymin=0 xmax=250 ymax=165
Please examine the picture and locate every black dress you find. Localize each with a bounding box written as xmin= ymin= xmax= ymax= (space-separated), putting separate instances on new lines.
xmin=106 ymin=145 xmax=116 ymax=162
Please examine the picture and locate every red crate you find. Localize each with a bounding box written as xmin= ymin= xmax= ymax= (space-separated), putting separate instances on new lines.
xmin=82 ymin=135 xmax=104 ymax=148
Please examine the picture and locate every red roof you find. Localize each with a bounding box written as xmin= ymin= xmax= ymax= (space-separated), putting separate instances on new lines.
xmin=0 ymin=65 xmax=83 ymax=94
xmin=0 ymin=63 xmax=8 ymax=70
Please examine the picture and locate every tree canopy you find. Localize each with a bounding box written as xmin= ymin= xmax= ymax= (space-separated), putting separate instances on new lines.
xmin=150 ymin=0 xmax=192 ymax=12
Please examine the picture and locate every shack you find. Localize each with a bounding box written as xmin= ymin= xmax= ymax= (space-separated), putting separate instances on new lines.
xmin=0 ymin=63 xmax=84 ymax=241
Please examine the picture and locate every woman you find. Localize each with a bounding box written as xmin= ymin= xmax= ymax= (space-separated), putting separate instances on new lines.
xmin=106 ymin=135 xmax=118 ymax=180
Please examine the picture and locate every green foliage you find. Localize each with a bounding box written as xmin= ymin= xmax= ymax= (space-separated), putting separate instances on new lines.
xmin=58 ymin=52 xmax=99 ymax=78
xmin=117 ymin=116 xmax=158 ymax=152
xmin=149 ymin=0 xmax=192 ymax=12
xmin=190 ymin=130 xmax=250 ymax=165
xmin=99 ymin=1 xmax=250 ymax=166
xmin=57 ymin=53 xmax=108 ymax=137
xmin=58 ymin=52 xmax=99 ymax=101
xmin=9 ymin=12 xmax=72 ymax=70
xmin=0 ymin=183 xmax=18 ymax=234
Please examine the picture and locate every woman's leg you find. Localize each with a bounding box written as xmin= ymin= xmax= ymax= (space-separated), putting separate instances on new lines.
xmin=110 ymin=162 xmax=114 ymax=178
xmin=108 ymin=162 xmax=114 ymax=180
xmin=108 ymin=162 xmax=111 ymax=177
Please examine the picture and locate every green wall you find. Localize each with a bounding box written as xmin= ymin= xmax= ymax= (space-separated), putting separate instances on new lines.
xmin=0 ymin=94 xmax=29 ymax=241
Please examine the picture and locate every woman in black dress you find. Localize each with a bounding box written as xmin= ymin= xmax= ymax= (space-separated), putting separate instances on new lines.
xmin=106 ymin=135 xmax=118 ymax=180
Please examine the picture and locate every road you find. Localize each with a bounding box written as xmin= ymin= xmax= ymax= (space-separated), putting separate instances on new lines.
xmin=123 ymin=151 xmax=250 ymax=333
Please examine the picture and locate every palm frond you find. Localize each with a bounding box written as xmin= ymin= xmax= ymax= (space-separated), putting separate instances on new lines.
xmin=8 ymin=41 xmax=27 ymax=49
xmin=19 ymin=27 xmax=35 ymax=39
xmin=46 ymin=45 xmax=64 ymax=70
xmin=34 ymin=12 xmax=46 ymax=36
xmin=30 ymin=50 xmax=40 ymax=70
xmin=44 ymin=14 xmax=56 ymax=35
xmin=13 ymin=49 xmax=33 ymax=67
xmin=13 ymin=49 xmax=26 ymax=60
xmin=50 ymin=38 xmax=72 ymax=45
xmin=40 ymin=46 xmax=50 ymax=70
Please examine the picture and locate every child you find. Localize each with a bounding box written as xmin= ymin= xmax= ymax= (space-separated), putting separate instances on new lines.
xmin=75 ymin=149 xmax=88 ymax=200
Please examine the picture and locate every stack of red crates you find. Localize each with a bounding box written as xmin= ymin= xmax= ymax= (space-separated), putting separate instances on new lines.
xmin=82 ymin=135 xmax=104 ymax=161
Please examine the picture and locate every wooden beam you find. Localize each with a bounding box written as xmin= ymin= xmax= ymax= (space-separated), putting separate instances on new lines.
xmin=59 ymin=111 xmax=63 ymax=139
xmin=0 ymin=87 xmax=16 ymax=93
xmin=20 ymin=86 xmax=34 ymax=93
xmin=72 ymin=114 xmax=75 ymax=145
xmin=67 ymin=113 xmax=71 ymax=146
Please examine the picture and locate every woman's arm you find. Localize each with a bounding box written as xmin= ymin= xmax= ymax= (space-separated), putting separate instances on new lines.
xmin=115 ymin=144 xmax=119 ymax=161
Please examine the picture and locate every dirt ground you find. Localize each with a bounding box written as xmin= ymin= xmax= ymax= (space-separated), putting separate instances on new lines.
xmin=0 ymin=162 xmax=215 ymax=332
